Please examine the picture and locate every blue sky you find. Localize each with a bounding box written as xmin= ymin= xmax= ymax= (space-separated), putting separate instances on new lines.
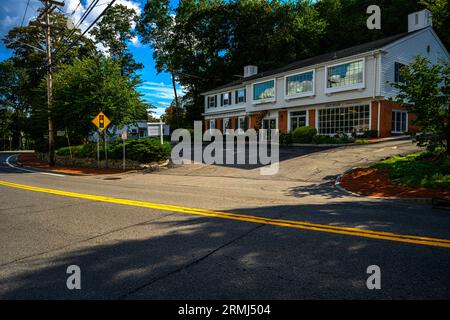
xmin=0 ymin=0 xmax=182 ymax=117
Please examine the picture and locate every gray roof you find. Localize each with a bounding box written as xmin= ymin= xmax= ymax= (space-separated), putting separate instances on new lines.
xmin=205 ymin=29 xmax=422 ymax=94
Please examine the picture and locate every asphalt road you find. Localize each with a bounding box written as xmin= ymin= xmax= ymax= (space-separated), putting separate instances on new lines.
xmin=0 ymin=145 xmax=449 ymax=299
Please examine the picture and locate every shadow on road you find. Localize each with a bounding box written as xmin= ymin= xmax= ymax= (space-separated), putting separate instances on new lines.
xmin=1 ymin=199 xmax=449 ymax=300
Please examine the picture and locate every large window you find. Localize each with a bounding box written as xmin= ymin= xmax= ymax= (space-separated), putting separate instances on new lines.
xmin=235 ymin=88 xmax=246 ymax=103
xmin=318 ymin=105 xmax=370 ymax=135
xmin=290 ymin=111 xmax=307 ymax=131
xmin=209 ymin=119 xmax=215 ymax=129
xmin=392 ymin=110 xmax=407 ymax=133
xmin=223 ymin=118 xmax=230 ymax=132
xmin=326 ymin=59 xmax=364 ymax=91
xmin=207 ymin=96 xmax=217 ymax=108
xmin=286 ymin=71 xmax=314 ymax=97
xmin=253 ymin=80 xmax=275 ymax=102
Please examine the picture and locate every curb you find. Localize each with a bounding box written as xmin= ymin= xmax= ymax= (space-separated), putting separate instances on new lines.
xmin=288 ymin=136 xmax=413 ymax=148
xmin=334 ymin=169 xmax=433 ymax=205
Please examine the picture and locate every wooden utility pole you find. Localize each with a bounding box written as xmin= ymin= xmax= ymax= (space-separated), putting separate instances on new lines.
xmin=38 ymin=0 xmax=63 ymax=166
xmin=44 ymin=0 xmax=55 ymax=166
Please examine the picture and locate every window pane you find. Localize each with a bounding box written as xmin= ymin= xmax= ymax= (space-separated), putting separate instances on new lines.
xmin=327 ymin=60 xmax=363 ymax=88
xmin=286 ymin=72 xmax=313 ymax=95
xmin=253 ymin=80 xmax=275 ymax=100
xmin=319 ymin=105 xmax=369 ymax=135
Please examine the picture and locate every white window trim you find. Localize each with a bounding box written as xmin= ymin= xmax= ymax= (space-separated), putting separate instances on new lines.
xmin=236 ymin=88 xmax=246 ymax=105
xmin=391 ymin=109 xmax=408 ymax=133
xmin=284 ymin=69 xmax=315 ymax=100
xmin=207 ymin=95 xmax=216 ymax=108
xmin=252 ymin=78 xmax=276 ymax=104
xmin=316 ymin=103 xmax=371 ymax=136
xmin=324 ymin=57 xmax=365 ymax=94
xmin=287 ymin=109 xmax=310 ymax=132
xmin=238 ymin=116 xmax=246 ymax=130
xmin=221 ymin=92 xmax=231 ymax=106
xmin=209 ymin=119 xmax=216 ymax=130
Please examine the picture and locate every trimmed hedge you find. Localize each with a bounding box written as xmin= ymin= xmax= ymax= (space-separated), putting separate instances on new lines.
xmin=292 ymin=126 xmax=317 ymax=143
xmin=56 ymin=138 xmax=171 ymax=163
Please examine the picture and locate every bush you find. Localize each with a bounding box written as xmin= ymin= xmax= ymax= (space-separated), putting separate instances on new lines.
xmin=279 ymin=132 xmax=293 ymax=145
xmin=109 ymin=137 xmax=171 ymax=163
xmin=292 ymin=126 xmax=317 ymax=143
xmin=312 ymin=135 xmax=343 ymax=144
xmin=56 ymin=138 xmax=172 ymax=163
xmin=356 ymin=130 xmax=378 ymax=139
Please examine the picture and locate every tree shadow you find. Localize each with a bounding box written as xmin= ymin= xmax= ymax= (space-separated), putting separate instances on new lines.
xmin=0 ymin=200 xmax=449 ymax=300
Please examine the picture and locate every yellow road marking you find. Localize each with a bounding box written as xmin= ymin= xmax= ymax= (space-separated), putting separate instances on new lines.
xmin=1 ymin=180 xmax=450 ymax=248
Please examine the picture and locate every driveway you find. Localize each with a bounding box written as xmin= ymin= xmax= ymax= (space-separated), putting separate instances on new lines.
xmin=156 ymin=139 xmax=421 ymax=182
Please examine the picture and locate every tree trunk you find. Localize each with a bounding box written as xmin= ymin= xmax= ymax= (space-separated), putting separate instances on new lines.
xmin=171 ymin=72 xmax=180 ymax=128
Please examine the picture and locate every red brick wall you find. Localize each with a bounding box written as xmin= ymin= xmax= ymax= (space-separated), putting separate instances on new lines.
xmin=248 ymin=114 xmax=258 ymax=130
xmin=278 ymin=110 xmax=288 ymax=133
xmin=371 ymin=101 xmax=378 ymax=133
xmin=308 ymin=109 xmax=316 ymax=128
xmin=379 ymin=100 xmax=420 ymax=137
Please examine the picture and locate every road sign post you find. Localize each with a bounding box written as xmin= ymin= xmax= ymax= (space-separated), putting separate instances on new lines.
xmin=96 ymin=132 xmax=100 ymax=168
xmin=159 ymin=119 xmax=163 ymax=145
xmin=91 ymin=112 xmax=111 ymax=169
xmin=121 ymin=130 xmax=127 ymax=171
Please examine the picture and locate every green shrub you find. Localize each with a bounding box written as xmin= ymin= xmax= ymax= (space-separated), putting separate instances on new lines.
xmin=312 ymin=135 xmax=342 ymax=144
xmin=56 ymin=144 xmax=97 ymax=158
xmin=292 ymin=126 xmax=317 ymax=143
xmin=279 ymin=132 xmax=293 ymax=145
xmin=357 ymin=130 xmax=378 ymax=138
xmin=109 ymin=137 xmax=171 ymax=163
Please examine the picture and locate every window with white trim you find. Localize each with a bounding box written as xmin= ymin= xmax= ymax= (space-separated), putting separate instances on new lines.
xmin=318 ymin=105 xmax=370 ymax=135
xmin=238 ymin=116 xmax=247 ymax=131
xmin=209 ymin=119 xmax=215 ymax=129
xmin=235 ymin=88 xmax=246 ymax=103
xmin=327 ymin=60 xmax=364 ymax=89
xmin=290 ymin=111 xmax=307 ymax=131
xmin=207 ymin=96 xmax=217 ymax=108
xmin=286 ymin=71 xmax=314 ymax=97
xmin=392 ymin=110 xmax=407 ymax=133
xmin=253 ymin=80 xmax=275 ymax=102
xmin=221 ymin=92 xmax=231 ymax=106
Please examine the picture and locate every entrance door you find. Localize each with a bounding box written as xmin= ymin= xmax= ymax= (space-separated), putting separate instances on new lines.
xmin=262 ymin=119 xmax=276 ymax=139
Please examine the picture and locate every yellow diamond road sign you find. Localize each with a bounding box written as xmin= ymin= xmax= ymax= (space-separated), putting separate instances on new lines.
xmin=92 ymin=112 xmax=111 ymax=132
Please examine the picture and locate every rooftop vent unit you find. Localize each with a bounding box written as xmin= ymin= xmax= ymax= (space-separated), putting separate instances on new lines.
xmin=244 ymin=65 xmax=258 ymax=78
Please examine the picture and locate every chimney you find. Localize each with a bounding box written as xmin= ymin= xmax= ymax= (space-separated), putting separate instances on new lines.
xmin=408 ymin=9 xmax=432 ymax=33
xmin=244 ymin=65 xmax=258 ymax=78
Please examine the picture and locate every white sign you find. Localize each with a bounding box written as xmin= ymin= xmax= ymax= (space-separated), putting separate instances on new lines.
xmin=121 ymin=131 xmax=127 ymax=140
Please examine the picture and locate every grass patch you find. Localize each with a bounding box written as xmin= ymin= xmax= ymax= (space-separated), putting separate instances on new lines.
xmin=371 ymin=152 xmax=450 ymax=189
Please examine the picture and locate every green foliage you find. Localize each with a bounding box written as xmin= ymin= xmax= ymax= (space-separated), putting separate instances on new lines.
xmin=279 ymin=132 xmax=293 ymax=145
xmin=372 ymin=152 xmax=450 ymax=189
xmin=390 ymin=56 xmax=450 ymax=154
xmin=90 ymin=4 xmax=143 ymax=77
xmin=292 ymin=126 xmax=317 ymax=143
xmin=32 ymin=57 xmax=148 ymax=147
xmin=312 ymin=135 xmax=343 ymax=144
xmin=109 ymin=138 xmax=171 ymax=163
xmin=56 ymin=138 xmax=172 ymax=163
xmin=356 ymin=130 xmax=378 ymax=139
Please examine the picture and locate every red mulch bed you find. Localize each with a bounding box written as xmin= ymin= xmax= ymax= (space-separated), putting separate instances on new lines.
xmin=17 ymin=153 xmax=127 ymax=175
xmin=340 ymin=167 xmax=450 ymax=199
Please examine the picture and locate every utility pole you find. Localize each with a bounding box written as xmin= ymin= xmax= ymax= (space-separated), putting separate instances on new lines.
xmin=37 ymin=0 xmax=63 ymax=166
xmin=45 ymin=0 xmax=55 ymax=166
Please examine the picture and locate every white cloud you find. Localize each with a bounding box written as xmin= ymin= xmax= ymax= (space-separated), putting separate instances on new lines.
xmin=138 ymin=81 xmax=185 ymax=111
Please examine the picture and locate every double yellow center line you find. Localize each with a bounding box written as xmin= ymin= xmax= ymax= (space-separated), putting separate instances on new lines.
xmin=1 ymin=180 xmax=449 ymax=248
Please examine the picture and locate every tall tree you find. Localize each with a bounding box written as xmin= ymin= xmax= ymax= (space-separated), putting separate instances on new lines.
xmin=31 ymin=57 xmax=148 ymax=147
xmin=90 ymin=4 xmax=143 ymax=76
xmin=137 ymin=0 xmax=327 ymax=124
xmin=391 ymin=56 xmax=450 ymax=154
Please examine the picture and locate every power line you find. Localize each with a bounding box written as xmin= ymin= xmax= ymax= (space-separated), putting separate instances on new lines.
xmin=21 ymin=0 xmax=32 ymax=27
xmin=51 ymin=0 xmax=101 ymax=61
xmin=49 ymin=0 xmax=117 ymax=70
